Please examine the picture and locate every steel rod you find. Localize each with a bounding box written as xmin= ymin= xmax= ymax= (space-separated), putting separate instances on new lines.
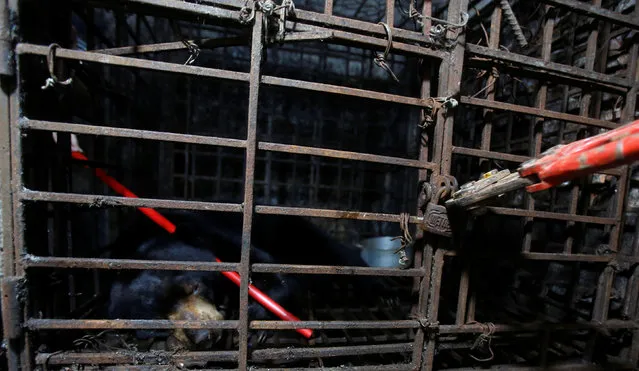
xmin=461 ymin=96 xmax=618 ymax=130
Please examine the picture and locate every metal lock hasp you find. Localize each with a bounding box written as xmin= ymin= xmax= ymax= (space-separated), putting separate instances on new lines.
xmin=421 ymin=176 xmax=457 ymax=237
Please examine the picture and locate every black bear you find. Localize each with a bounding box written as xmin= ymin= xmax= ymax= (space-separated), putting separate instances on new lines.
xmin=100 ymin=209 xmax=393 ymax=350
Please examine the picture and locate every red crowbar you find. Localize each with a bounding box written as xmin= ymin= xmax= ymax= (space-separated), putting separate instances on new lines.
xmin=67 ymin=147 xmax=312 ymax=339
xmin=447 ymin=119 xmax=639 ymax=210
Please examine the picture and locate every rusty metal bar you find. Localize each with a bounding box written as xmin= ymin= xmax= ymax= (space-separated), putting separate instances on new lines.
xmin=20 ymin=119 xmax=248 ymax=148
xmin=564 ymin=0 xmax=603 ymax=255
xmin=253 ymin=366 xmax=414 ymax=371
xmin=37 ymin=343 xmax=412 ymax=365
xmin=439 ymin=319 xmax=638 ymax=334
xmin=251 ymin=263 xmax=425 ymax=276
xmin=444 ymin=364 xmax=602 ymax=371
xmin=255 ymin=205 xmax=422 ymax=223
xmin=440 ymin=0 xmax=468 ymax=176
xmin=540 ymin=0 xmax=639 ymax=29
xmin=452 ymin=146 xmax=529 ymax=163
xmin=484 ymin=207 xmax=615 ymax=225
xmin=237 ymin=12 xmax=263 ymax=371
xmin=444 ymin=249 xmax=625 ymax=263
xmin=467 ymin=44 xmax=630 ymax=91
xmin=421 ymin=248 xmax=446 ymax=369
xmin=410 ymin=1 xmax=434 ymax=366
xmin=20 ymin=189 xmax=244 ymax=213
xmin=35 ymin=351 xmax=239 ymax=365
xmin=95 ymin=36 xmax=249 ymax=55
xmin=259 ymin=142 xmax=435 ymax=169
xmin=22 ymin=255 xmax=425 ymax=277
xmin=16 ymin=43 xmax=250 ymax=81
xmin=250 ymin=320 xmax=420 ymax=330
xmin=17 ymin=44 xmax=438 ymax=110
xmin=460 ymin=96 xmax=618 ymax=130
xmin=524 ymin=7 xmax=554 ymax=253
xmin=22 ymin=255 xmax=240 ymax=272
xmin=261 ymin=75 xmax=433 ymax=107
xmin=250 ymin=342 xmax=413 ymax=361
xmin=201 ymin=0 xmax=433 ymax=46
xmin=22 ymin=120 xmax=433 ymax=170
xmin=26 ymin=319 xmax=239 ymax=330
xmin=127 ymin=0 xmax=240 ymax=20
xmin=324 ymin=0 xmax=333 ymax=15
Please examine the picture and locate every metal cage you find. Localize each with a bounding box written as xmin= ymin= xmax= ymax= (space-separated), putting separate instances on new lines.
xmin=1 ymin=0 xmax=639 ymax=370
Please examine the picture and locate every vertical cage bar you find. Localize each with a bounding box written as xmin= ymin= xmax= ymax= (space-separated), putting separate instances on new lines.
xmin=0 ymin=2 xmax=18 ymax=369
xmin=440 ymin=0 xmax=468 ymax=176
xmin=564 ymin=0 xmax=602 ymax=255
xmin=385 ymin=0 xmax=394 ymax=27
xmin=410 ymin=1 xmax=434 ymax=366
xmin=421 ymin=248 xmax=445 ymax=370
xmin=324 ymin=0 xmax=333 ymax=15
xmin=238 ymin=12 xmax=264 ymax=371
xmin=523 ymin=5 xmax=554 ymax=253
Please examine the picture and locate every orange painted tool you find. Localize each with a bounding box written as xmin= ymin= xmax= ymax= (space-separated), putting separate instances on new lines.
xmin=66 ymin=144 xmax=312 ymax=339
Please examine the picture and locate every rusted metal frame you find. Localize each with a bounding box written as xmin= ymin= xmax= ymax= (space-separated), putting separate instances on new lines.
xmin=95 ymin=36 xmax=249 ymax=56
xmin=410 ymin=242 xmax=433 ymax=368
xmin=26 ymin=318 xmax=239 ymax=330
xmin=20 ymin=189 xmax=243 ymax=213
xmin=467 ymin=44 xmax=631 ymax=91
xmin=328 ymin=29 xmax=445 ymax=59
xmin=252 ymin=366 xmax=414 ymax=371
xmin=519 ymin=252 xmax=614 ymax=263
xmin=442 ymin=363 xmax=603 ymax=371
xmin=459 ymin=6 xmax=503 ymax=327
xmin=460 ymin=96 xmax=618 ymax=130
xmin=250 ymin=320 xmax=420 ymax=330
xmin=479 ymin=6 xmax=502 ymax=159
xmin=261 ymin=75 xmax=435 ymax=107
xmin=0 ymin=44 xmax=18 ymax=370
xmin=438 ymin=319 xmax=638 ymax=334
xmin=22 ymin=119 xmax=433 ymax=172
xmin=200 ymin=0 xmax=435 ymax=46
xmin=37 ymin=343 xmax=413 ymax=365
xmin=16 ymin=43 xmax=250 ymax=81
xmin=20 ymin=119 xmax=248 ymax=148
xmin=385 ymin=0 xmax=394 ymax=26
xmin=22 ymin=255 xmax=240 ymax=272
xmin=120 ymin=0 xmax=242 ymax=21
xmin=35 ymin=351 xmax=239 ymax=365
xmin=421 ymin=248 xmax=446 ymax=369
xmin=5 ymin=3 xmax=28 ymax=368
xmin=72 ymin=366 xmax=413 ymax=371
xmin=485 ymin=206 xmax=615 ymax=225
xmin=22 ymin=255 xmax=425 ymax=277
xmin=440 ymin=1 xmax=468 ymax=176
xmin=255 ymin=205 xmax=422 ymax=223
xmin=564 ymin=1 xmax=601 ymax=255
xmin=237 ymin=12 xmax=263 ymax=371
xmin=539 ymin=0 xmax=639 ymax=30
xmin=523 ymin=9 xmax=554 ymax=253
xmin=251 ymin=263 xmax=425 ymax=276
xmin=452 ymin=146 xmax=529 ymax=163
xmin=251 ymin=342 xmax=413 ymax=361
xmin=259 ymin=142 xmax=436 ymax=169
xmin=410 ymin=2 xmax=434 ymax=367
xmin=324 ymin=0 xmax=333 ymax=16
xmin=18 ymin=44 xmax=442 ymax=116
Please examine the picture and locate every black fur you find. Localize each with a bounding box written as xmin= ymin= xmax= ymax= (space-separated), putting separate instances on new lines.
xmin=100 ymin=210 xmax=391 ymax=345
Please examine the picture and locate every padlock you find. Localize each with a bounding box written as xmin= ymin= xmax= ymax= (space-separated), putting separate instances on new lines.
xmin=422 ymin=187 xmax=452 ymax=237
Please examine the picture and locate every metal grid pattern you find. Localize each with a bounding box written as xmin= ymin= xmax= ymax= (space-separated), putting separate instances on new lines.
xmin=1 ymin=0 xmax=639 ymax=370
